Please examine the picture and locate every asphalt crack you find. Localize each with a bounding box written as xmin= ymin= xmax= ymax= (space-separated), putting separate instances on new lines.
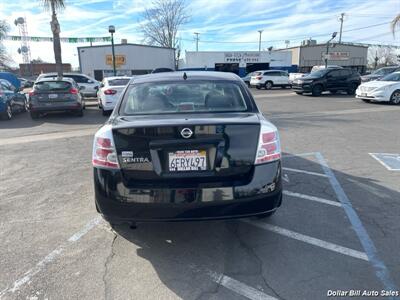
xmin=103 ymin=231 xmax=117 ymax=300
xmin=231 ymin=222 xmax=287 ymax=300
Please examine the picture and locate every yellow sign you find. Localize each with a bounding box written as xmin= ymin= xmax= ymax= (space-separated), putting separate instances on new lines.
xmin=106 ymin=55 xmax=126 ymax=66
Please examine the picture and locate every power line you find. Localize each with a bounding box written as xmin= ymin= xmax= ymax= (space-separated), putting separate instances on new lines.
xmin=179 ymin=21 xmax=391 ymax=45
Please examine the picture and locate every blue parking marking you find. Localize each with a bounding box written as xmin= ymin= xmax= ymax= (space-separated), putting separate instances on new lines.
xmin=315 ymin=152 xmax=398 ymax=296
xmin=369 ymin=153 xmax=400 ymax=171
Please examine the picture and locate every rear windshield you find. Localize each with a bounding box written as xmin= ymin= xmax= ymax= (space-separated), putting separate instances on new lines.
xmin=120 ymin=81 xmax=248 ymax=115
xmin=254 ymin=72 xmax=262 ymax=76
xmin=35 ymin=81 xmax=72 ymax=91
xmin=108 ymin=78 xmax=130 ymax=86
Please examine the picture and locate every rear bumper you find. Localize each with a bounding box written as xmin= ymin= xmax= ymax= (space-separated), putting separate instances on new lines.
xmin=30 ymin=103 xmax=82 ymax=112
xmin=94 ymin=161 xmax=282 ymax=222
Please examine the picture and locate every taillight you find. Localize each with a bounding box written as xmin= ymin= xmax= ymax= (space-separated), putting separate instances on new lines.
xmin=29 ymin=90 xmax=36 ymax=97
xmin=92 ymin=125 xmax=120 ymax=169
xmin=255 ymin=122 xmax=281 ymax=164
xmin=256 ymin=76 xmax=262 ymax=80
xmin=70 ymin=88 xmax=79 ymax=94
xmin=104 ymin=89 xmax=117 ymax=95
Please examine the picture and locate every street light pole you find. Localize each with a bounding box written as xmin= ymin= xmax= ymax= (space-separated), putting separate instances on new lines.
xmin=194 ymin=32 xmax=200 ymax=52
xmin=258 ymin=30 xmax=263 ymax=52
xmin=324 ymin=32 xmax=337 ymax=69
xmin=109 ymin=25 xmax=116 ymax=76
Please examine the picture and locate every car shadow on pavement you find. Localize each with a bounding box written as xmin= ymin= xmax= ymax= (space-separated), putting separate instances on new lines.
xmin=109 ymin=153 xmax=400 ymax=300
xmin=0 ymin=107 xmax=108 ymax=129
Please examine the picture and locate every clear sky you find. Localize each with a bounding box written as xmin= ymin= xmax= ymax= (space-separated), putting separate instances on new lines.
xmin=1 ymin=0 xmax=399 ymax=68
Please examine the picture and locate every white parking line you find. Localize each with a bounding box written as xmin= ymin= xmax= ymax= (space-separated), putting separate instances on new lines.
xmin=283 ymin=190 xmax=342 ymax=207
xmin=0 ymin=217 xmax=102 ymax=298
xmin=0 ymin=127 xmax=98 ymax=146
xmin=208 ymin=271 xmax=278 ymax=300
xmin=243 ymin=220 xmax=369 ymax=261
xmin=283 ymin=167 xmax=328 ymax=177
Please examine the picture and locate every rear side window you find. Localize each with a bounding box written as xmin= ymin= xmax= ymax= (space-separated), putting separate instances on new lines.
xmin=339 ymin=70 xmax=350 ymax=77
xmin=65 ymin=75 xmax=90 ymax=83
xmin=35 ymin=81 xmax=72 ymax=91
xmin=254 ymin=72 xmax=263 ymax=76
xmin=120 ymin=81 xmax=248 ymax=115
xmin=108 ymin=78 xmax=130 ymax=86
xmin=328 ymin=70 xmax=341 ymax=78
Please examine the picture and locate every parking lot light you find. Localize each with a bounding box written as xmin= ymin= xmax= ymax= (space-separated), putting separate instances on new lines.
xmin=108 ymin=25 xmax=116 ymax=76
xmin=324 ymin=32 xmax=338 ymax=68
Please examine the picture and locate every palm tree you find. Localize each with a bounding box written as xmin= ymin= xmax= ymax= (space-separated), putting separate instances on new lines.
xmin=391 ymin=14 xmax=400 ymax=36
xmin=41 ymin=0 xmax=65 ymax=78
xmin=0 ymin=20 xmax=10 ymax=68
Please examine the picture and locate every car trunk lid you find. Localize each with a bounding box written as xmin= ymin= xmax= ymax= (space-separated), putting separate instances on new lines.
xmin=112 ymin=113 xmax=260 ymax=187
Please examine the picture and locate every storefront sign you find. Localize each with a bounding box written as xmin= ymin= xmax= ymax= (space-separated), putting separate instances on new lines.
xmin=322 ymin=52 xmax=350 ymax=60
xmin=224 ymin=52 xmax=261 ymax=63
xmin=106 ymin=55 xmax=126 ymax=66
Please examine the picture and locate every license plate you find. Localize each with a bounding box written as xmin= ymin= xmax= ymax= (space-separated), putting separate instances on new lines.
xmin=168 ymin=150 xmax=207 ymax=172
xmin=48 ymin=94 xmax=58 ymax=99
xmin=361 ymin=93 xmax=367 ymax=97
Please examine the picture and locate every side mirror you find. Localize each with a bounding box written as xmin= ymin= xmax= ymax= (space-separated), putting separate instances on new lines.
xmin=94 ymin=86 xmax=99 ymax=91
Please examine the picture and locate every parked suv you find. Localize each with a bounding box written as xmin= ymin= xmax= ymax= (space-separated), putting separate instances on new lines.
xmin=250 ymin=70 xmax=290 ymax=89
xmin=36 ymin=73 xmax=99 ymax=98
xmin=291 ymin=68 xmax=361 ymax=96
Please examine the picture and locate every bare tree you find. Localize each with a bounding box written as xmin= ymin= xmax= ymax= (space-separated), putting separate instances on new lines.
xmin=0 ymin=20 xmax=11 ymax=68
xmin=367 ymin=46 xmax=397 ymax=69
xmin=141 ymin=0 xmax=189 ymax=49
xmin=40 ymin=0 xmax=65 ymax=78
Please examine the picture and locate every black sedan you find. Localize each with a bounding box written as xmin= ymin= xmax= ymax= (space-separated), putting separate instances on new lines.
xmin=93 ymin=71 xmax=282 ymax=226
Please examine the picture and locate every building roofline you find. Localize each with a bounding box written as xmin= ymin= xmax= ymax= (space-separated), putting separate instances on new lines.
xmin=277 ymin=42 xmax=368 ymax=50
xmin=77 ymin=43 xmax=175 ymax=51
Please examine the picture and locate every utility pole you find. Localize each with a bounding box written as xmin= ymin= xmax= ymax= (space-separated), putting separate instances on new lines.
xmin=258 ymin=30 xmax=263 ymax=52
xmin=338 ymin=13 xmax=345 ymax=43
xmin=194 ymin=32 xmax=200 ymax=51
xmin=325 ymin=32 xmax=337 ymax=68
xmin=374 ymin=51 xmax=378 ymax=70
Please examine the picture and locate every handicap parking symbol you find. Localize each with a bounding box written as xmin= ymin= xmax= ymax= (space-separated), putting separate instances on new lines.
xmin=369 ymin=153 xmax=400 ymax=171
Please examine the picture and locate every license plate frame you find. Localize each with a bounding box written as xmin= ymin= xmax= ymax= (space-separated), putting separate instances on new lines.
xmin=168 ymin=150 xmax=207 ymax=172
xmin=48 ymin=94 xmax=58 ymax=99
xmin=361 ymin=93 xmax=367 ymax=97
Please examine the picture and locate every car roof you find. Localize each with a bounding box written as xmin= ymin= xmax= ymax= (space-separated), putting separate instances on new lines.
xmin=105 ymin=76 xmax=132 ymax=80
xmin=40 ymin=73 xmax=89 ymax=77
xmin=129 ymin=71 xmax=241 ymax=85
xmin=35 ymin=77 xmax=76 ymax=83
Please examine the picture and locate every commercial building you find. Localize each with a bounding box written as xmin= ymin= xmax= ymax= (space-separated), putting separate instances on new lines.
xmin=281 ymin=40 xmax=368 ymax=73
xmin=77 ymin=43 xmax=175 ymax=81
xmin=19 ymin=63 xmax=72 ymax=77
xmin=179 ymin=51 xmax=294 ymax=77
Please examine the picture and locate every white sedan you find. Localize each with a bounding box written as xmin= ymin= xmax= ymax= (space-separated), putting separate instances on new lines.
xmin=356 ymin=71 xmax=400 ymax=104
xmin=97 ymin=76 xmax=132 ymax=115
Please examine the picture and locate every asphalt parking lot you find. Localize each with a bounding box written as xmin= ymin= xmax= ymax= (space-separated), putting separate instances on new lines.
xmin=1 ymin=89 xmax=399 ymax=300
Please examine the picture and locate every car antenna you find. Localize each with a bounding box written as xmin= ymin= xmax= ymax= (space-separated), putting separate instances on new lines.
xmin=183 ymin=72 xmax=187 ymax=80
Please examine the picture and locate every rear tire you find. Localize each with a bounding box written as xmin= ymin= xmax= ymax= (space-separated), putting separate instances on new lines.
xmin=361 ymin=99 xmax=371 ymax=103
xmin=389 ymin=90 xmax=400 ymax=105
xmin=329 ymin=90 xmax=337 ymax=95
xmin=102 ymin=108 xmax=109 ymax=116
xmin=347 ymin=84 xmax=358 ymax=95
xmin=30 ymin=111 xmax=39 ymax=119
xmin=311 ymin=85 xmax=323 ymax=96
xmin=264 ymin=81 xmax=273 ymax=90
xmin=1 ymin=104 xmax=12 ymax=120
xmin=295 ymin=91 xmax=303 ymax=95
xmin=256 ymin=85 xmax=261 ymax=90
xmin=75 ymin=109 xmax=84 ymax=117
